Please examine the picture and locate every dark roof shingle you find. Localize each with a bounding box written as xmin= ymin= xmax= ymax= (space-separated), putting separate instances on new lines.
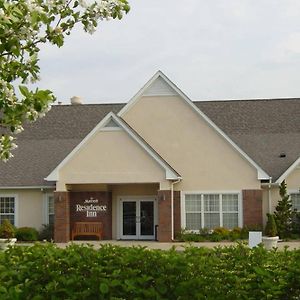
xmin=1 ymin=98 xmax=300 ymax=186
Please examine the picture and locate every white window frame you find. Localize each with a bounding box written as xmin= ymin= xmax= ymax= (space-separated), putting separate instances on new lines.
xmin=181 ymin=191 xmax=243 ymax=231
xmin=43 ymin=193 xmax=54 ymax=225
xmin=0 ymin=194 xmax=18 ymax=227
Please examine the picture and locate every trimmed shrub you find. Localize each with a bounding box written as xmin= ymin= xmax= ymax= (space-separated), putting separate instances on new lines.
xmin=15 ymin=227 xmax=38 ymax=241
xmin=265 ymin=213 xmax=278 ymax=237
xmin=38 ymin=224 xmax=54 ymax=241
xmin=0 ymin=243 xmax=300 ymax=299
xmin=213 ymin=227 xmax=230 ymax=239
xmin=0 ymin=219 xmax=15 ymax=239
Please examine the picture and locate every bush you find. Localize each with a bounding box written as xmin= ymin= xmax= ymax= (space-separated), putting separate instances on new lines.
xmin=15 ymin=227 xmax=38 ymax=241
xmin=0 ymin=219 xmax=15 ymax=239
xmin=265 ymin=213 xmax=278 ymax=237
xmin=0 ymin=243 xmax=300 ymax=299
xmin=38 ymin=224 xmax=54 ymax=241
xmin=213 ymin=227 xmax=230 ymax=239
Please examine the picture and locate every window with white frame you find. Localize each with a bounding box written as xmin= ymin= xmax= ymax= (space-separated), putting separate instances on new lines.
xmin=0 ymin=196 xmax=15 ymax=225
xmin=47 ymin=195 xmax=54 ymax=225
xmin=184 ymin=193 xmax=240 ymax=230
xmin=290 ymin=193 xmax=300 ymax=211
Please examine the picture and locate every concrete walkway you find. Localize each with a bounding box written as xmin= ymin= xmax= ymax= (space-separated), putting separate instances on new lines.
xmin=53 ymin=240 xmax=300 ymax=251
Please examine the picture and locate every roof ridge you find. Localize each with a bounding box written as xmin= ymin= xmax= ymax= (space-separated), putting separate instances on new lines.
xmin=194 ymin=97 xmax=300 ymax=104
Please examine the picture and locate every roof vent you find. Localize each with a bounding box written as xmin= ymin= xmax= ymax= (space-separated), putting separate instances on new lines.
xmin=279 ymin=152 xmax=286 ymax=158
xmin=70 ymin=96 xmax=83 ymax=105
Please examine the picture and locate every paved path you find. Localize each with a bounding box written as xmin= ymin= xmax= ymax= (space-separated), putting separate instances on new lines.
xmin=54 ymin=240 xmax=300 ymax=251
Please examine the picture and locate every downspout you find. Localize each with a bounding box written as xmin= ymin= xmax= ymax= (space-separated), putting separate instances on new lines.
xmin=171 ymin=178 xmax=182 ymax=241
xmin=268 ymin=177 xmax=272 ymax=214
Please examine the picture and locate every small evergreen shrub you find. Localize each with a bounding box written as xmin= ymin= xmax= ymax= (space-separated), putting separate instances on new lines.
xmin=16 ymin=227 xmax=38 ymax=241
xmin=274 ymin=181 xmax=293 ymax=238
xmin=0 ymin=219 xmax=15 ymax=239
xmin=38 ymin=224 xmax=54 ymax=241
xmin=265 ymin=214 xmax=278 ymax=237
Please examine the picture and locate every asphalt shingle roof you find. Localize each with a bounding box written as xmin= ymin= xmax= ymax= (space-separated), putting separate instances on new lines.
xmin=1 ymin=98 xmax=300 ymax=186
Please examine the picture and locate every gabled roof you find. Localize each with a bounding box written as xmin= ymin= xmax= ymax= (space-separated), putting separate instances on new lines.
xmin=118 ymin=71 xmax=269 ymax=180
xmin=45 ymin=112 xmax=181 ymax=181
xmin=196 ymin=98 xmax=300 ymax=181
xmin=0 ymin=104 xmax=124 ymax=187
xmin=1 ymin=80 xmax=300 ymax=187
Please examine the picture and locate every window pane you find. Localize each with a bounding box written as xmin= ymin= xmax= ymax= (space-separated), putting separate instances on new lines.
xmin=48 ymin=196 xmax=54 ymax=215
xmin=222 ymin=194 xmax=238 ymax=212
xmin=223 ymin=213 xmax=238 ymax=229
xmin=0 ymin=197 xmax=15 ymax=226
xmin=49 ymin=214 xmax=55 ymax=226
xmin=291 ymin=194 xmax=300 ymax=211
xmin=204 ymin=213 xmax=219 ymax=229
xmin=204 ymin=194 xmax=219 ymax=212
xmin=186 ymin=213 xmax=201 ymax=230
xmin=185 ymin=194 xmax=201 ymax=211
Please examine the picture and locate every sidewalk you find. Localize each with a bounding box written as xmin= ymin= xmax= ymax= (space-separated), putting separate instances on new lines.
xmin=54 ymin=240 xmax=300 ymax=251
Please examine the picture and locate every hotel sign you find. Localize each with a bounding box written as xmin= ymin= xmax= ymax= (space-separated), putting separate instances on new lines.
xmin=76 ymin=197 xmax=107 ymax=218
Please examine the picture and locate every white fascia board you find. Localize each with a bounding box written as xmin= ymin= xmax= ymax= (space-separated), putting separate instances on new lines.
xmin=276 ymin=156 xmax=300 ymax=184
xmin=45 ymin=111 xmax=180 ymax=181
xmin=114 ymin=116 xmax=180 ymax=180
xmin=119 ymin=70 xmax=269 ymax=180
xmin=118 ymin=70 xmax=167 ymax=117
xmin=45 ymin=112 xmax=117 ymax=181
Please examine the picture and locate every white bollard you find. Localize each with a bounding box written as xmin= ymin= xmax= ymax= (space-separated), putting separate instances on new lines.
xmin=248 ymin=231 xmax=262 ymax=248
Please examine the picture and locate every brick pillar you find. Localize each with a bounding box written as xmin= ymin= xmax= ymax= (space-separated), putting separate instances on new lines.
xmin=243 ymin=190 xmax=263 ymax=227
xmin=54 ymin=191 xmax=70 ymax=243
xmin=157 ymin=190 xmax=181 ymax=242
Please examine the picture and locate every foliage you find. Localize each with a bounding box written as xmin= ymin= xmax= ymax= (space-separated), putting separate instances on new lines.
xmin=15 ymin=227 xmax=38 ymax=241
xmin=177 ymin=227 xmax=251 ymax=242
xmin=274 ymin=181 xmax=293 ymax=238
xmin=0 ymin=243 xmax=300 ymax=299
xmin=265 ymin=213 xmax=278 ymax=237
xmin=38 ymin=223 xmax=54 ymax=241
xmin=0 ymin=219 xmax=15 ymax=239
xmin=0 ymin=0 xmax=130 ymax=161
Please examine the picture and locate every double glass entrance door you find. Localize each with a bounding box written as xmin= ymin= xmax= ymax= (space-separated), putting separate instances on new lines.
xmin=121 ymin=199 xmax=155 ymax=240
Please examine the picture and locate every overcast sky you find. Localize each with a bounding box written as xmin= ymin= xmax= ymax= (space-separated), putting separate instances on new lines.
xmin=38 ymin=0 xmax=300 ymax=104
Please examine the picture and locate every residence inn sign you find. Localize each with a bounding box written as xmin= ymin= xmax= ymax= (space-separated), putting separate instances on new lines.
xmin=70 ymin=192 xmax=112 ymax=239
xmin=76 ymin=197 xmax=107 ymax=218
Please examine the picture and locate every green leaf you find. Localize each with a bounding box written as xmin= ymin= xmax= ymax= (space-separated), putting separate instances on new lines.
xmin=99 ymin=283 xmax=109 ymax=294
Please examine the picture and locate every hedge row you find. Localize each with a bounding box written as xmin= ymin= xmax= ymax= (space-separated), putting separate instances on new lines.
xmin=0 ymin=243 xmax=300 ymax=299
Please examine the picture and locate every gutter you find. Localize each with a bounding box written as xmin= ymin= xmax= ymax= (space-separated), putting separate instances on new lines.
xmin=171 ymin=178 xmax=182 ymax=241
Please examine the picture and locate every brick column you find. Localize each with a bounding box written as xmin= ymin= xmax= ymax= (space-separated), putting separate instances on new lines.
xmin=157 ymin=190 xmax=181 ymax=242
xmin=54 ymin=191 xmax=70 ymax=243
xmin=242 ymin=190 xmax=263 ymax=227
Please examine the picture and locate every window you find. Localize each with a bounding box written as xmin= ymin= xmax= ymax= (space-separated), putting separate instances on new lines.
xmin=47 ymin=195 xmax=55 ymax=225
xmin=290 ymin=193 xmax=300 ymax=211
xmin=184 ymin=193 xmax=240 ymax=230
xmin=0 ymin=196 xmax=15 ymax=225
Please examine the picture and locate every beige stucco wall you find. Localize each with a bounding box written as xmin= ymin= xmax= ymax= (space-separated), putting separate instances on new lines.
xmin=57 ymin=130 xmax=167 ymax=191
xmin=111 ymin=183 xmax=159 ymax=239
xmin=286 ymin=168 xmax=300 ymax=189
xmin=123 ymin=95 xmax=260 ymax=191
xmin=0 ymin=189 xmax=53 ymax=229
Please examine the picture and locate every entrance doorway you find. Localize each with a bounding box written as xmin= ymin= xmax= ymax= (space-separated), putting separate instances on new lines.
xmin=120 ymin=197 xmax=156 ymax=240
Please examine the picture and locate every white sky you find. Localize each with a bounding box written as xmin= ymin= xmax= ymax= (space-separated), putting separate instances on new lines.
xmin=38 ymin=0 xmax=300 ymax=104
